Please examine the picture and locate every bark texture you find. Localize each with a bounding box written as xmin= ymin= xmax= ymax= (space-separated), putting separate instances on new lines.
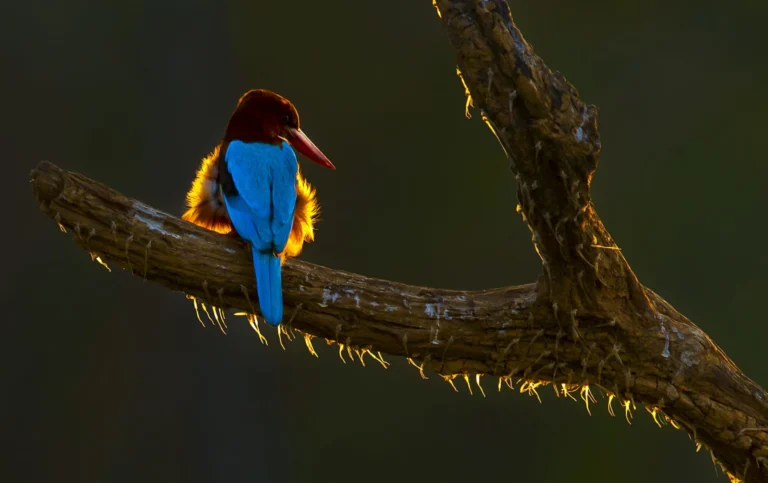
xmin=30 ymin=1 xmax=767 ymax=480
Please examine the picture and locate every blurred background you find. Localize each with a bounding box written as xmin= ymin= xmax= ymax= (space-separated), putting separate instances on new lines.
xmin=3 ymin=0 xmax=767 ymax=482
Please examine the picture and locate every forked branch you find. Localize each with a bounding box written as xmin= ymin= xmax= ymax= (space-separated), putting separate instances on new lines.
xmin=30 ymin=0 xmax=767 ymax=480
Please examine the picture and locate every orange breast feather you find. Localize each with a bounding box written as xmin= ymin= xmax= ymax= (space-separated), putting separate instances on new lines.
xmin=182 ymin=145 xmax=319 ymax=262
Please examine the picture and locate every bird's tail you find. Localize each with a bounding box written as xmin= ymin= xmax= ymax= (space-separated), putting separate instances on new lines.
xmin=253 ymin=246 xmax=283 ymax=326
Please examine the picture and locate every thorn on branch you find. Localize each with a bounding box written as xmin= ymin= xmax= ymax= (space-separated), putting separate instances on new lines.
xmin=110 ymin=220 xmax=118 ymax=246
xmin=143 ymin=239 xmax=152 ymax=281
xmin=439 ymin=335 xmax=454 ymax=373
xmin=216 ymin=287 xmax=228 ymax=330
xmin=577 ymin=270 xmax=587 ymax=296
xmin=463 ymin=374 xmax=473 ymax=395
xmin=73 ymin=222 xmax=82 ymax=244
xmin=593 ymin=252 xmax=609 ymax=287
xmin=303 ymin=333 xmax=318 ymax=358
xmin=124 ymin=234 xmax=134 ymax=274
xmin=188 ymin=295 xmax=205 ymax=328
xmin=486 ymin=67 xmax=493 ymax=99
xmin=345 ymin=337 xmax=354 ymax=361
xmin=523 ymin=350 xmax=550 ymax=378
xmin=737 ymin=427 xmax=768 ymax=436
xmin=286 ymin=302 xmax=303 ymax=333
xmin=240 ymin=284 xmax=256 ymax=313
xmin=576 ymin=244 xmax=597 ymax=271
xmin=493 ymin=337 xmax=519 ymax=375
xmin=408 ymin=355 xmax=429 ymax=380
xmin=199 ymin=300 xmax=215 ymax=328
xmin=554 ymin=329 xmax=564 ymax=363
xmin=475 ymin=374 xmax=486 ymax=397
xmin=456 ymin=66 xmax=474 ymax=119
xmin=442 ymin=374 xmax=459 ymax=392
xmin=544 ymin=212 xmax=557 ymax=239
xmin=55 ymin=212 xmax=66 ymax=233
xmin=597 ymin=358 xmax=606 ymax=385
xmin=623 ymin=399 xmax=634 ymax=425
xmin=507 ymin=89 xmax=518 ymax=127
xmin=277 ymin=324 xmax=289 ymax=350
xmin=580 ymin=384 xmax=596 ymax=416
xmin=337 ymin=342 xmax=347 ymax=363
xmin=529 ymin=358 xmax=554 ymax=381
xmin=85 ymin=227 xmax=96 ymax=252
xmin=610 ymin=343 xmax=625 ymax=368
xmin=570 ymin=309 xmax=585 ymax=345
xmin=597 ymin=318 xmax=617 ymax=329
xmin=431 ymin=0 xmax=441 ymax=18
xmin=580 ymin=342 xmax=596 ymax=380
xmin=527 ymin=329 xmax=544 ymax=355
xmin=202 ymin=280 xmax=213 ymax=306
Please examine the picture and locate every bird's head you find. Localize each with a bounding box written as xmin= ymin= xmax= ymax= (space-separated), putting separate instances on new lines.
xmin=223 ymin=89 xmax=336 ymax=170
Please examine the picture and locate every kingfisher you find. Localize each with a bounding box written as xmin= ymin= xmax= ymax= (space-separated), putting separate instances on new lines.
xmin=182 ymin=89 xmax=336 ymax=326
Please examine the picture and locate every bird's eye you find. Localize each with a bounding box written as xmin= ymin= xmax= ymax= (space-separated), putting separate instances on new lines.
xmin=282 ymin=114 xmax=291 ymax=125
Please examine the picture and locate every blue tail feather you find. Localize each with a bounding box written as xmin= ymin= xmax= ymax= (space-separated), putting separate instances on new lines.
xmin=253 ymin=246 xmax=283 ymax=326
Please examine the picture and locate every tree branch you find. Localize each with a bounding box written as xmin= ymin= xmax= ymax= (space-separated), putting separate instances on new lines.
xmin=30 ymin=0 xmax=767 ymax=480
xmin=434 ymin=1 xmax=768 ymax=479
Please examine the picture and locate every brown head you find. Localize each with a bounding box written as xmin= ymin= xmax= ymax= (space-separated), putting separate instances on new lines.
xmin=223 ymin=89 xmax=335 ymax=170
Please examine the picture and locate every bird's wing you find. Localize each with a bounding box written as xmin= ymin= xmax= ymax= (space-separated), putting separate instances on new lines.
xmin=224 ymin=140 xmax=297 ymax=252
xmin=270 ymin=141 xmax=298 ymax=253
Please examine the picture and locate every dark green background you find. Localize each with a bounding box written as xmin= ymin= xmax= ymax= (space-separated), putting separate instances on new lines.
xmin=4 ymin=1 xmax=767 ymax=482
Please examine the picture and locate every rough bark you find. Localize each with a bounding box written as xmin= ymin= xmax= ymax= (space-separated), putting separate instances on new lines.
xmin=29 ymin=0 xmax=767 ymax=481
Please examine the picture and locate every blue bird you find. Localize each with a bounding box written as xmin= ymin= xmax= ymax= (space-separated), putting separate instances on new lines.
xmin=183 ymin=90 xmax=336 ymax=326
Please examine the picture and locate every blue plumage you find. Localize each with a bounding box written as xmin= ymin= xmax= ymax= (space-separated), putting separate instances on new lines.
xmin=223 ymin=140 xmax=298 ymax=326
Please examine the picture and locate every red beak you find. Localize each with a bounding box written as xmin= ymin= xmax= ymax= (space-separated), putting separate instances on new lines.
xmin=286 ymin=127 xmax=336 ymax=170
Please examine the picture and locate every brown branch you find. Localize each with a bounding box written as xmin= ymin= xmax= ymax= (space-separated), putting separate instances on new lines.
xmin=434 ymin=0 xmax=768 ymax=480
xmin=29 ymin=1 xmax=767 ymax=480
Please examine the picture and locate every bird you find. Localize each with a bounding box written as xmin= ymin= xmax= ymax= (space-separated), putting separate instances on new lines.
xmin=182 ymin=89 xmax=336 ymax=326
